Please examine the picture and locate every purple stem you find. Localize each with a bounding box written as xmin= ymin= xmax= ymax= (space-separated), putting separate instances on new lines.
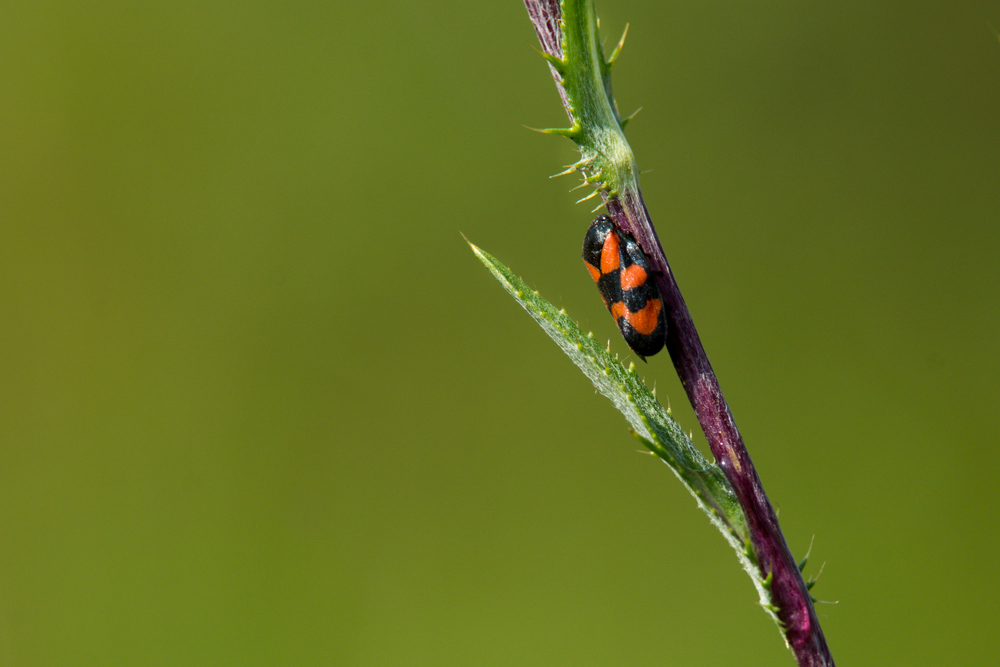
xmin=523 ymin=3 xmax=834 ymax=666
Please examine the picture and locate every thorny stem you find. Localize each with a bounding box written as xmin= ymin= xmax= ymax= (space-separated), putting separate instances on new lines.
xmin=522 ymin=2 xmax=835 ymax=666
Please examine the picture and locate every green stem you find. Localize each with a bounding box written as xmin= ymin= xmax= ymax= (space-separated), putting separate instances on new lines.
xmin=522 ymin=2 xmax=835 ymax=665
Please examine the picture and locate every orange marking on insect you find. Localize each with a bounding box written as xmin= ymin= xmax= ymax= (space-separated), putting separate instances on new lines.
xmin=600 ymin=233 xmax=620 ymax=274
xmin=620 ymin=264 xmax=647 ymax=290
xmin=610 ymin=300 xmax=627 ymax=321
xmin=584 ymin=261 xmax=602 ymax=282
xmin=624 ymin=298 xmax=663 ymax=336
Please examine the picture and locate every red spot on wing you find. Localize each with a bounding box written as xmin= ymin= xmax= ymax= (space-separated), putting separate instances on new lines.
xmin=584 ymin=261 xmax=601 ymax=282
xmin=624 ymin=299 xmax=663 ymax=336
xmin=620 ymin=264 xmax=647 ymax=290
xmin=610 ymin=301 xmax=627 ymax=321
xmin=600 ymin=233 xmax=620 ymax=274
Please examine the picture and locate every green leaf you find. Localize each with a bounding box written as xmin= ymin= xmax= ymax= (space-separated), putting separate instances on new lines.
xmin=469 ymin=241 xmax=781 ymax=616
xmin=469 ymin=241 xmax=755 ymax=543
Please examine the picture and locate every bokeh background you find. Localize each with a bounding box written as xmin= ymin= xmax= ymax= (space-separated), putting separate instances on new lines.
xmin=2 ymin=1 xmax=998 ymax=665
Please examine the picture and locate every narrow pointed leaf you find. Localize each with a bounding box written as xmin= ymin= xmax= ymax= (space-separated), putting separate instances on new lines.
xmin=469 ymin=241 xmax=783 ymax=617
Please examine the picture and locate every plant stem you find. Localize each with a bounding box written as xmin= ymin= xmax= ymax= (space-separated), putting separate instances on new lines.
xmin=522 ymin=2 xmax=835 ymax=665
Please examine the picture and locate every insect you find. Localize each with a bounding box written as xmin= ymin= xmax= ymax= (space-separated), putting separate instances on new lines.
xmin=582 ymin=215 xmax=667 ymax=359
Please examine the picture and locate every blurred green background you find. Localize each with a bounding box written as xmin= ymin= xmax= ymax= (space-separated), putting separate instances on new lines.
xmin=1 ymin=1 xmax=998 ymax=665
